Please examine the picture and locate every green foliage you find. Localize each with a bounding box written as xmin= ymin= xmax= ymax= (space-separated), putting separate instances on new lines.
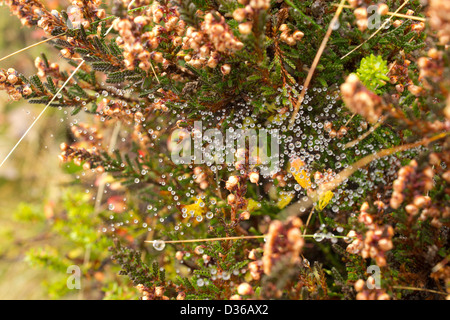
xmin=15 ymin=190 xmax=125 ymax=299
xmin=2 ymin=0 xmax=449 ymax=301
xmin=356 ymin=54 xmax=390 ymax=92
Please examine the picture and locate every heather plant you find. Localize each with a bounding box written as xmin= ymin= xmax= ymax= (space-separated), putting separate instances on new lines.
xmin=0 ymin=0 xmax=449 ymax=300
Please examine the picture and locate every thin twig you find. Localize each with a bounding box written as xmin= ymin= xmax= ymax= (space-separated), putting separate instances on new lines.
xmin=344 ymin=113 xmax=356 ymax=127
xmin=146 ymin=235 xmax=267 ymax=244
xmin=343 ymin=116 xmax=385 ymax=149
xmin=289 ymin=0 xmax=347 ymax=127
xmin=127 ymin=0 xmax=136 ymax=10
xmin=146 ymin=234 xmax=351 ymax=244
xmin=149 ymin=60 xmax=160 ymax=84
xmin=341 ymin=0 xmax=410 ymax=60
xmin=393 ymin=286 xmax=448 ymax=296
xmin=317 ymin=131 xmax=449 ymax=199
xmin=303 ymin=207 xmax=315 ymax=235
xmin=333 ymin=3 xmax=426 ymax=22
xmin=432 ymin=254 xmax=450 ymax=273
xmin=281 ymin=131 xmax=449 ymax=220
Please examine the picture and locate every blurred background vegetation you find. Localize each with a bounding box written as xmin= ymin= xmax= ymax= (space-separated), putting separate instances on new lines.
xmin=0 ymin=1 xmax=79 ymax=299
xmin=0 ymin=1 xmax=136 ymax=299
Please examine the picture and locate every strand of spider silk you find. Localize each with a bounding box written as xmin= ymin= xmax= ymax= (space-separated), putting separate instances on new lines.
xmin=0 ymin=4 xmax=151 ymax=63
xmin=288 ymin=0 xmax=347 ymax=127
xmin=94 ymin=121 xmax=121 ymax=212
xmin=0 ymin=59 xmax=85 ymax=169
xmin=145 ymin=234 xmax=352 ymax=244
xmin=81 ymin=31 xmax=113 ymax=299
xmin=0 ymin=33 xmax=66 ymax=63
xmin=340 ymin=0 xmax=410 ymax=60
xmin=0 ymin=17 xmax=117 ymax=169
xmin=92 ymin=22 xmax=118 ymax=212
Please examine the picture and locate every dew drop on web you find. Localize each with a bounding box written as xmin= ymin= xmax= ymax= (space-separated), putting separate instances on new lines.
xmin=152 ymin=240 xmax=166 ymax=251
xmin=197 ymin=278 xmax=205 ymax=287
xmin=313 ymin=233 xmax=325 ymax=242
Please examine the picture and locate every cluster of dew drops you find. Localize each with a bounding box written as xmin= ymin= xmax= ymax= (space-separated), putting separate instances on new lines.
xmin=148 ymin=84 xmax=407 ymax=251
xmin=28 ymin=80 xmax=417 ymax=253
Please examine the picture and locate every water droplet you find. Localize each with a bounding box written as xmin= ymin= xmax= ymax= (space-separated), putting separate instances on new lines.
xmin=152 ymin=240 xmax=166 ymax=251
xmin=197 ymin=278 xmax=205 ymax=287
xmin=343 ymin=235 xmax=353 ymax=243
xmin=302 ymin=258 xmax=310 ymax=267
xmin=332 ymin=21 xmax=340 ymax=30
xmin=313 ymin=233 xmax=325 ymax=242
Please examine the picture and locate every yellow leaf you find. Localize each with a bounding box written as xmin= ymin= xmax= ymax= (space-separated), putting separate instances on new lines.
xmin=277 ymin=191 xmax=295 ymax=209
xmin=180 ymin=196 xmax=207 ymax=218
xmin=246 ymin=198 xmax=261 ymax=212
xmin=290 ymin=158 xmax=312 ymax=189
xmin=315 ymin=191 xmax=334 ymax=211
xmin=268 ymin=112 xmax=288 ymax=123
xmin=242 ymin=117 xmax=255 ymax=129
